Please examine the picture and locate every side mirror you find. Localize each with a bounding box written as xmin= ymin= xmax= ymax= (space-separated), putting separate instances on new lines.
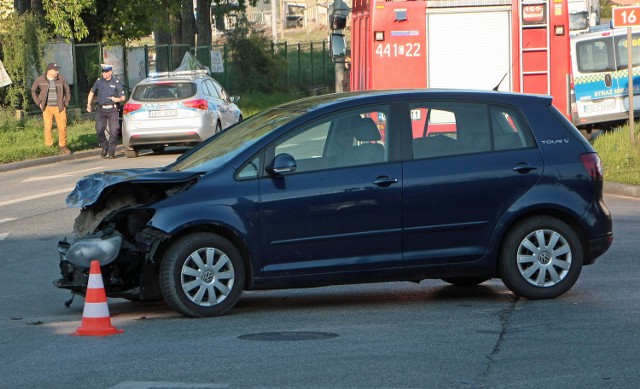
xmin=267 ymin=153 xmax=297 ymax=175
xmin=330 ymin=34 xmax=347 ymax=62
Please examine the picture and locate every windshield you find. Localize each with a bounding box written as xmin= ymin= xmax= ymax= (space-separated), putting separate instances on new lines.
xmin=570 ymin=12 xmax=588 ymax=32
xmin=168 ymin=107 xmax=302 ymax=172
xmin=133 ymin=82 xmax=197 ymax=101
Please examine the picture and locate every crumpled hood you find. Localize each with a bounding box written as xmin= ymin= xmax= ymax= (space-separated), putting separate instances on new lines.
xmin=66 ymin=168 xmax=202 ymax=208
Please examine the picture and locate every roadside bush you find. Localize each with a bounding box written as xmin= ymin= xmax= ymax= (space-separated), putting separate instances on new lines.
xmin=225 ymin=17 xmax=289 ymax=93
xmin=0 ymin=12 xmax=50 ymax=110
xmin=600 ymin=0 xmax=611 ymax=19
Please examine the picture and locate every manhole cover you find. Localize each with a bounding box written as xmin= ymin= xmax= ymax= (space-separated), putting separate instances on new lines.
xmin=238 ymin=331 xmax=339 ymax=341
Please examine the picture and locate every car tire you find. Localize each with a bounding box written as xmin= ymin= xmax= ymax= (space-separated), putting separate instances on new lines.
xmin=159 ymin=232 xmax=245 ymax=317
xmin=124 ymin=148 xmax=139 ymax=158
xmin=498 ymin=216 xmax=583 ymax=299
xmin=151 ymin=146 xmax=165 ymax=154
xmin=441 ymin=277 xmax=490 ymax=286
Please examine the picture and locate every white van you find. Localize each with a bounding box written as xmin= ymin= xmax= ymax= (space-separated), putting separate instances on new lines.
xmin=570 ymin=26 xmax=640 ymax=129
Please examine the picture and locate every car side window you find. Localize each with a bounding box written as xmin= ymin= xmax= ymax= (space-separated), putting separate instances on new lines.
xmin=272 ymin=107 xmax=389 ymax=173
xmin=410 ymin=102 xmax=532 ymax=159
xmin=200 ymin=81 xmax=211 ymax=97
xmin=203 ymin=80 xmax=219 ymax=98
xmin=411 ymin=102 xmax=489 ymax=159
xmin=237 ymin=156 xmax=261 ymax=180
xmin=490 ymin=106 xmax=535 ymax=150
xmin=212 ymin=80 xmax=230 ymax=102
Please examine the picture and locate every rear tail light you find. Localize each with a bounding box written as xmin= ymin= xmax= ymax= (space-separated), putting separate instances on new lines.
xmin=580 ymin=153 xmax=604 ymax=179
xmin=183 ymin=99 xmax=208 ymax=110
xmin=123 ymin=103 xmax=142 ymax=115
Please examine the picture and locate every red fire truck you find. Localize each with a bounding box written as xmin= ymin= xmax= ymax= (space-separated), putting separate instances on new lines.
xmin=343 ymin=0 xmax=572 ymax=119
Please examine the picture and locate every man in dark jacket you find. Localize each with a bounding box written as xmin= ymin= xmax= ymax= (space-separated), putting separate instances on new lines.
xmin=86 ymin=64 xmax=125 ymax=159
xmin=31 ymin=62 xmax=72 ymax=154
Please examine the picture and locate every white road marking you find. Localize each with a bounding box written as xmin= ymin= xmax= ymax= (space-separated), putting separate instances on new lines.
xmin=22 ymin=166 xmax=104 ymax=182
xmin=0 ymin=218 xmax=16 ymax=224
xmin=0 ymin=232 xmax=8 ymax=241
xmin=0 ymin=187 xmax=74 ymax=207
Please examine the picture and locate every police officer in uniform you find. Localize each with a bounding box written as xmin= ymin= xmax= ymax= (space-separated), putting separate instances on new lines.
xmin=86 ymin=64 xmax=125 ymax=159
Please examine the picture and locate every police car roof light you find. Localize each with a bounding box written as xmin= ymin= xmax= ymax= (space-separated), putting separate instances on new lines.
xmin=148 ymin=69 xmax=209 ymax=78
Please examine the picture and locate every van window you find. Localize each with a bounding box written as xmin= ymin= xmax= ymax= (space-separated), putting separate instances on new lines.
xmin=614 ymin=34 xmax=640 ymax=70
xmin=576 ymin=39 xmax=614 ymax=73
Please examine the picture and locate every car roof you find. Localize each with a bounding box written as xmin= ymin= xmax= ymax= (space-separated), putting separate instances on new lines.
xmin=138 ymin=70 xmax=212 ymax=84
xmin=276 ymin=89 xmax=554 ymax=113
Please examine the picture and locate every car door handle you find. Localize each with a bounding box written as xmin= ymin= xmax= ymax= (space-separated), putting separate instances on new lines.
xmin=512 ymin=163 xmax=538 ymax=174
xmin=372 ymin=176 xmax=399 ymax=187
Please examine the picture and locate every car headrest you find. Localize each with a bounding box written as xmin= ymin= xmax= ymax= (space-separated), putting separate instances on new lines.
xmin=352 ymin=117 xmax=381 ymax=142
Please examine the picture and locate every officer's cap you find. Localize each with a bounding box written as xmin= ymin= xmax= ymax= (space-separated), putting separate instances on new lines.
xmin=46 ymin=63 xmax=61 ymax=71
xmin=101 ymin=64 xmax=113 ymax=72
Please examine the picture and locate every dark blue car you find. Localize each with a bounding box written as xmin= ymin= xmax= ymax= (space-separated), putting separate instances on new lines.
xmin=56 ymin=90 xmax=613 ymax=317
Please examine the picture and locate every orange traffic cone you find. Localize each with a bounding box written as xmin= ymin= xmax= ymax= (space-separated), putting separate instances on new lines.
xmin=74 ymin=260 xmax=124 ymax=336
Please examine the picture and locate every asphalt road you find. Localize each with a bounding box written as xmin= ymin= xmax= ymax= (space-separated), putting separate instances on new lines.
xmin=0 ymin=149 xmax=639 ymax=389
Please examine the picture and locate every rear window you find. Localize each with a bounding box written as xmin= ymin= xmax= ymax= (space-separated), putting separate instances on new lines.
xmin=132 ymin=82 xmax=197 ymax=101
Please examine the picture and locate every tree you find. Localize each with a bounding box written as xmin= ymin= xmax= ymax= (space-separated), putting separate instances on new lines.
xmin=182 ymin=0 xmax=196 ymax=47
xmin=43 ymin=0 xmax=94 ymax=41
xmin=196 ymin=0 xmax=212 ymax=46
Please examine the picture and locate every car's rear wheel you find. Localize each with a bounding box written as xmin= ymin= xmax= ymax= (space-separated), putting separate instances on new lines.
xmin=499 ymin=216 xmax=583 ymax=299
xmin=160 ymin=232 xmax=245 ymax=317
xmin=151 ymin=146 xmax=165 ymax=154
xmin=441 ymin=277 xmax=490 ymax=286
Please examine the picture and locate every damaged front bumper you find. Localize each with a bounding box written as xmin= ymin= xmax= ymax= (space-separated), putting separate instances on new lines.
xmin=55 ymin=167 xmax=201 ymax=301
xmin=54 ymin=228 xmax=167 ymax=301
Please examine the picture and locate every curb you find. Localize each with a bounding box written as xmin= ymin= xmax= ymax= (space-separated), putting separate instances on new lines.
xmin=2 ymin=151 xmax=640 ymax=199
xmin=0 ymin=146 xmax=124 ymax=173
xmin=603 ymin=181 xmax=640 ymax=199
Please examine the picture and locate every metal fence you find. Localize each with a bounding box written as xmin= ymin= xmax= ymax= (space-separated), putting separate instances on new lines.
xmin=70 ymin=41 xmax=335 ymax=108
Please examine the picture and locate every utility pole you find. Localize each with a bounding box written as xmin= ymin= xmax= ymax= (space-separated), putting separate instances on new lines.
xmin=329 ymin=0 xmax=350 ymax=92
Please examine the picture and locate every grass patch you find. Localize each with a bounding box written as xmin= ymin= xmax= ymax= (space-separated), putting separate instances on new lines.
xmin=0 ymin=109 xmax=96 ymax=164
xmin=592 ymin=125 xmax=640 ymax=186
xmin=236 ymin=91 xmax=305 ymax=117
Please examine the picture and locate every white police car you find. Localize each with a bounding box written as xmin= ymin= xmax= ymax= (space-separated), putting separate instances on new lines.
xmin=122 ymin=70 xmax=242 ymax=158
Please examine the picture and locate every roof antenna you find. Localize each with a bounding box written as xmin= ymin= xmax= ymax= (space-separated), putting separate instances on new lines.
xmin=492 ymin=42 xmax=530 ymax=91
xmin=493 ymin=73 xmax=508 ymax=91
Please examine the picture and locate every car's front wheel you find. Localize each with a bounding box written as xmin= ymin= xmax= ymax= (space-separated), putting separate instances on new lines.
xmin=499 ymin=216 xmax=583 ymax=299
xmin=160 ymin=232 xmax=245 ymax=317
